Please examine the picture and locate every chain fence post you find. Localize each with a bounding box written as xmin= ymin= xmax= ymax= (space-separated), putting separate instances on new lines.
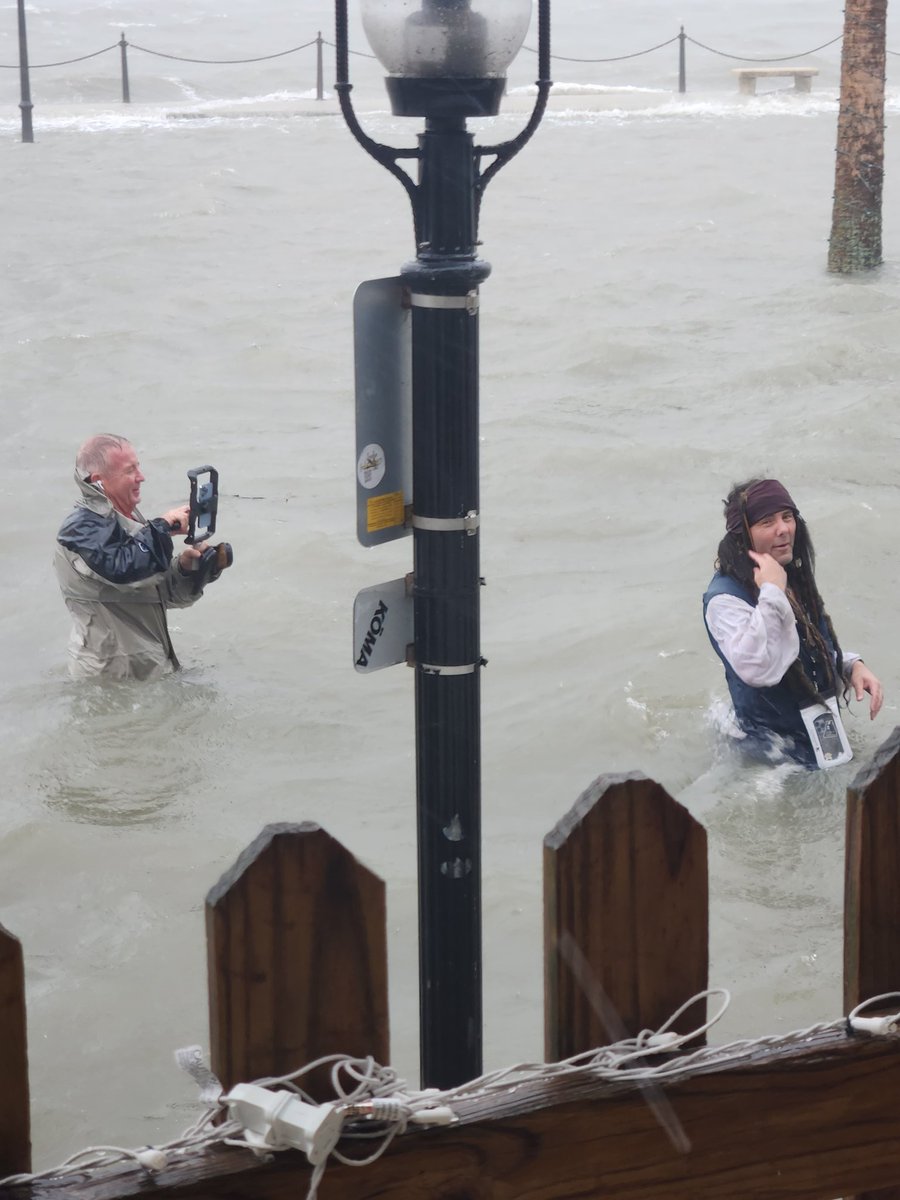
xmin=119 ymin=32 xmax=131 ymax=103
xmin=16 ymin=0 xmax=34 ymax=143
xmin=678 ymin=25 xmax=686 ymax=92
xmin=316 ymin=30 xmax=324 ymax=100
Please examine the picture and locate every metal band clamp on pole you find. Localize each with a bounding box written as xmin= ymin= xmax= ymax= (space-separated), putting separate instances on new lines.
xmin=410 ymin=291 xmax=479 ymax=314
xmin=419 ymin=662 xmax=480 ymax=676
xmin=411 ymin=511 xmax=480 ymax=535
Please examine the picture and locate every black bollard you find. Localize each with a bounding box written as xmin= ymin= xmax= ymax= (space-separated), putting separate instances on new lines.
xmin=16 ymin=0 xmax=33 ymax=143
xmin=119 ymin=33 xmax=130 ymax=103
xmin=678 ymin=25 xmax=686 ymax=93
xmin=316 ymin=31 xmax=324 ymax=101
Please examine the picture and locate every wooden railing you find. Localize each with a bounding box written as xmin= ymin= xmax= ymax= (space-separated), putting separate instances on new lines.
xmin=5 ymin=729 xmax=900 ymax=1199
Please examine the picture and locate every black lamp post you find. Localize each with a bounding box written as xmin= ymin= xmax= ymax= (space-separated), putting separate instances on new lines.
xmin=336 ymin=0 xmax=551 ymax=1089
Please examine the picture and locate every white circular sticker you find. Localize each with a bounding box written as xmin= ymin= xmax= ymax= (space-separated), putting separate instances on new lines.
xmin=357 ymin=443 xmax=386 ymax=490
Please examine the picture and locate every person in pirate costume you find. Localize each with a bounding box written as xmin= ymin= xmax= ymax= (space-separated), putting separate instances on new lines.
xmin=703 ymin=478 xmax=883 ymax=767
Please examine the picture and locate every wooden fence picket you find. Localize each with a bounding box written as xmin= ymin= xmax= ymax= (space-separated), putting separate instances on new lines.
xmin=544 ymin=772 xmax=708 ymax=1061
xmin=0 ymin=921 xmax=30 ymax=1177
xmin=845 ymin=727 xmax=900 ymax=1011
xmin=206 ymin=821 xmax=388 ymax=1098
xmin=845 ymin=727 xmax=900 ymax=1200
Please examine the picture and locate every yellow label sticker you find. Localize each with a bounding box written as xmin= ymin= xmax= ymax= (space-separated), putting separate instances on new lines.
xmin=367 ymin=491 xmax=405 ymax=532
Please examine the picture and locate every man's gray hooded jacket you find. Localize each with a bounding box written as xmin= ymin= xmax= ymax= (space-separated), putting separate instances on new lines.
xmin=54 ymin=472 xmax=203 ymax=680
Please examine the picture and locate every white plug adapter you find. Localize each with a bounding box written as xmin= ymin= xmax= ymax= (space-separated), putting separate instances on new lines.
xmin=226 ymin=1084 xmax=345 ymax=1165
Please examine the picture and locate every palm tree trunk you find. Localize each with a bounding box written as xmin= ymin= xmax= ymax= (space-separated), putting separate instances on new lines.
xmin=828 ymin=0 xmax=888 ymax=273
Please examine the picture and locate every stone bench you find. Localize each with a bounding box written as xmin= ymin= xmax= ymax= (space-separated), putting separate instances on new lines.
xmin=732 ymin=66 xmax=819 ymax=95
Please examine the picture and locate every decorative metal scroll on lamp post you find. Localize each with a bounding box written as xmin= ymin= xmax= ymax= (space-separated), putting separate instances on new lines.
xmin=338 ymin=0 xmax=551 ymax=1089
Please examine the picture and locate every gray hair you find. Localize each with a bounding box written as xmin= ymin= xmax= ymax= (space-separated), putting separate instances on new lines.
xmin=75 ymin=434 xmax=131 ymax=478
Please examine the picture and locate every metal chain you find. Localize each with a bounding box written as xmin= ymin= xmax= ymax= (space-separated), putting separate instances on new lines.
xmin=3 ymin=29 xmax=892 ymax=73
xmin=0 ymin=42 xmax=117 ymax=69
xmin=320 ymin=38 xmax=377 ymax=60
xmin=685 ymin=33 xmax=843 ymax=63
xmin=126 ymin=38 xmax=318 ymax=65
xmin=521 ymin=35 xmax=679 ymax=64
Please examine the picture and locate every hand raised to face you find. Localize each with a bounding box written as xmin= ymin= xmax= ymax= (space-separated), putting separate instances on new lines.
xmin=748 ymin=549 xmax=787 ymax=592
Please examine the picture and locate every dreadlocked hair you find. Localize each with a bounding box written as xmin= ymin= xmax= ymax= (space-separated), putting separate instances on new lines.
xmin=715 ymin=478 xmax=848 ymax=708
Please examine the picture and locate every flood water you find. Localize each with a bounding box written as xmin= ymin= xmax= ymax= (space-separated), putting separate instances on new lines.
xmin=2 ymin=0 xmax=900 ymax=1168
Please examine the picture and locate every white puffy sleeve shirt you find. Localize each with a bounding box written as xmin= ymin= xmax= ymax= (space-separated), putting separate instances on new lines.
xmin=706 ymin=583 xmax=859 ymax=688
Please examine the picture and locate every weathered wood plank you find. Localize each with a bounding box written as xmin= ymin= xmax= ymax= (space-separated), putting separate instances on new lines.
xmin=544 ymin=773 xmax=708 ymax=1060
xmin=11 ymin=1029 xmax=900 ymax=1200
xmin=844 ymin=727 xmax=900 ymax=1200
xmin=0 ymin=922 xmax=30 ymax=1177
xmin=206 ymin=823 xmax=388 ymax=1096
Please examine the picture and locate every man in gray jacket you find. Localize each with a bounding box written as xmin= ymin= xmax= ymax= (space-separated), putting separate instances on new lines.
xmin=55 ymin=433 xmax=216 ymax=680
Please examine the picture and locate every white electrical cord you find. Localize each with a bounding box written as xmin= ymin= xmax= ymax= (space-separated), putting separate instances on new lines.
xmin=847 ymin=992 xmax=900 ymax=1036
xmin=0 ymin=1105 xmax=242 ymax=1188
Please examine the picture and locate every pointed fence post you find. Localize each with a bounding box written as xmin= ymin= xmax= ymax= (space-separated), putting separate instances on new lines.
xmin=845 ymin=727 xmax=900 ymax=1200
xmin=316 ymin=31 xmax=324 ymax=101
xmin=845 ymin=726 xmax=900 ymax=1009
xmin=206 ymin=822 xmax=388 ymax=1099
xmin=544 ymin=772 xmax=708 ymax=1061
xmin=0 ymin=922 xmax=31 ymax=1177
xmin=678 ymin=26 xmax=686 ymax=93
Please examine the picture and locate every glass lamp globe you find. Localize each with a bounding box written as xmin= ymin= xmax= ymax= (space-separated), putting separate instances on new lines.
xmin=361 ymin=0 xmax=533 ymax=117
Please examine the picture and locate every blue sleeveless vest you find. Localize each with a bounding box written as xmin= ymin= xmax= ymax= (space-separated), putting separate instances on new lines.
xmin=702 ymin=572 xmax=837 ymax=767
